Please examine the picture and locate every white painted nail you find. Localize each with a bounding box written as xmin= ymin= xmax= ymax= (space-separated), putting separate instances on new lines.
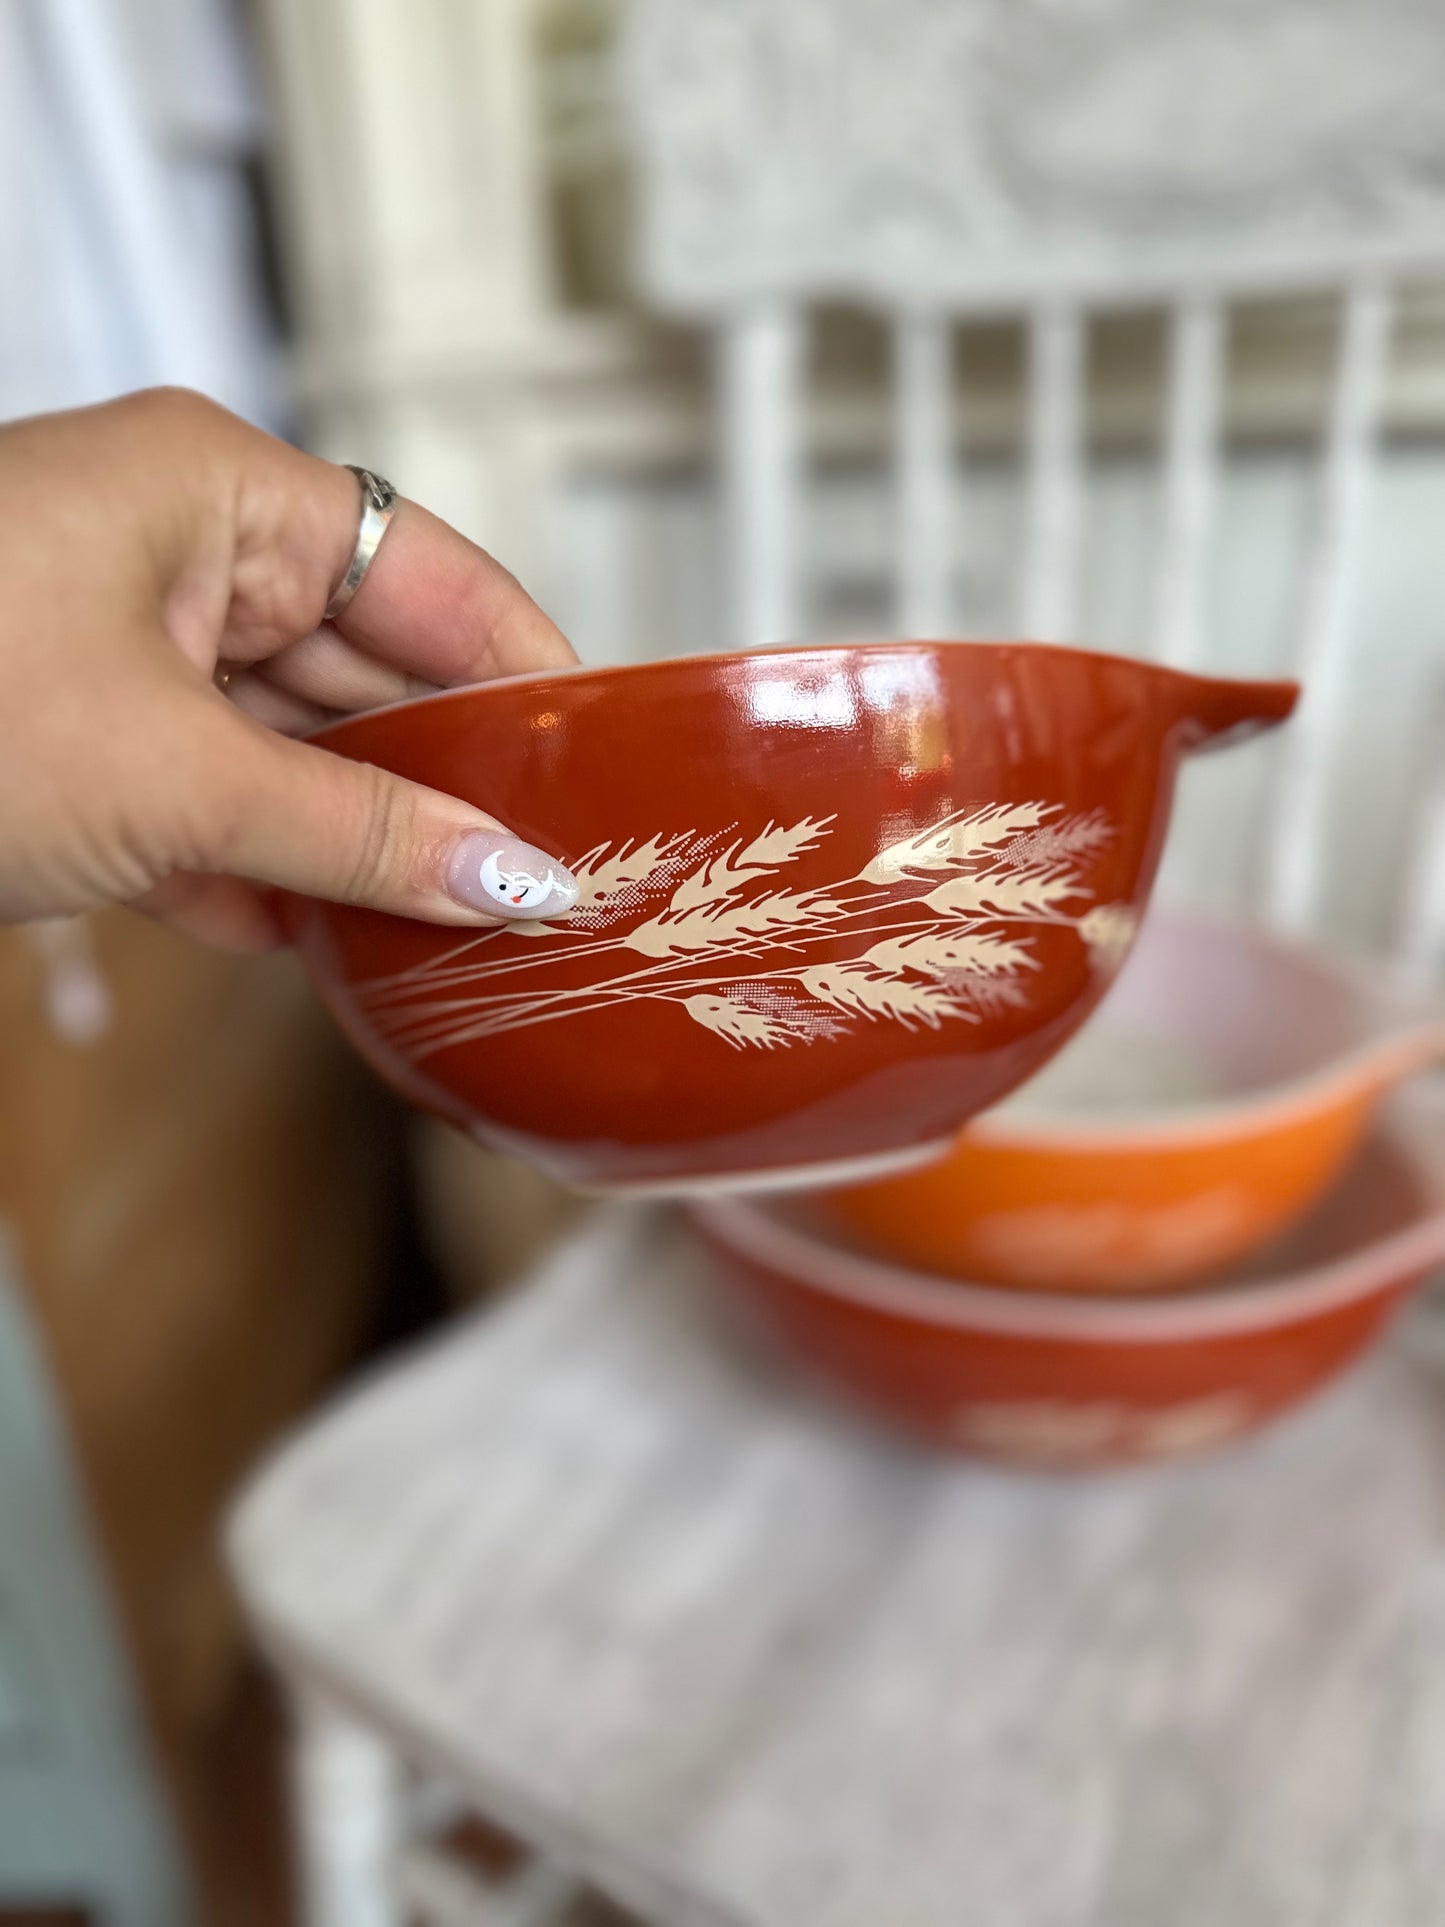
xmin=446 ymin=831 xmax=579 ymax=921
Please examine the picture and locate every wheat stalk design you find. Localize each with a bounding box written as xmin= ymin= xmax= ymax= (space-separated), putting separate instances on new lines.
xmin=352 ymin=805 xmax=1136 ymax=1059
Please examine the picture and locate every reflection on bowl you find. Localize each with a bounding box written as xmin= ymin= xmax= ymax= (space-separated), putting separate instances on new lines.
xmin=820 ymin=911 xmax=1445 ymax=1291
xmin=693 ymin=1091 xmax=1445 ymax=1468
xmin=286 ymin=643 xmax=1295 ymax=1193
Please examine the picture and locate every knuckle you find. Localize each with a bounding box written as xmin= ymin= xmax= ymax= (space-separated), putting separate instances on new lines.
xmin=196 ymin=767 xmax=247 ymax=876
xmin=343 ymin=762 xmax=416 ymax=906
xmin=149 ymin=692 xmax=258 ymax=877
xmin=118 ymin=388 xmax=238 ymax=464
xmin=167 ymin=741 xmax=244 ymax=877
xmin=126 ymin=385 xmax=216 ymax=430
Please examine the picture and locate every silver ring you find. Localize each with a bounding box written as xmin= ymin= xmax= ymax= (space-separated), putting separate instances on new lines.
xmin=326 ymin=465 xmax=398 ymax=619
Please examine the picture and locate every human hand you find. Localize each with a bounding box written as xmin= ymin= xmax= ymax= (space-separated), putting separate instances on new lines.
xmin=0 ymin=388 xmax=580 ymax=950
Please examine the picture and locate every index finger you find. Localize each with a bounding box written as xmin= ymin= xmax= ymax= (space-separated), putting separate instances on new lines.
xmin=333 ymin=495 xmax=577 ymax=685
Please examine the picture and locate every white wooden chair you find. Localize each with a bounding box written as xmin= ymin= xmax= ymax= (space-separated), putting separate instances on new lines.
xmin=254 ymin=1 xmax=1445 ymax=945
xmin=626 ymin=0 xmax=1445 ymax=961
xmin=230 ymin=4 xmax=1445 ymax=1922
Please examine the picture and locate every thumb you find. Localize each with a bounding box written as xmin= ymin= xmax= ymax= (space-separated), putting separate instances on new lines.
xmin=197 ymin=703 xmax=579 ymax=925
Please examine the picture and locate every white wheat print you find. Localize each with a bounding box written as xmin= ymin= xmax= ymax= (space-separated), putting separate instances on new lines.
xmin=354 ymin=804 xmax=1130 ymax=1059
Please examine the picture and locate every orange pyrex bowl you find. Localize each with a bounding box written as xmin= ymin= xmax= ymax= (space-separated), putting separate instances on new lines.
xmin=286 ymin=643 xmax=1294 ymax=1194
xmin=819 ymin=910 xmax=1445 ymax=1292
xmin=692 ymin=1089 xmax=1445 ymax=1468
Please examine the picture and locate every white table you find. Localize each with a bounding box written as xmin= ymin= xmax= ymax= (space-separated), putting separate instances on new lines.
xmin=229 ymin=1206 xmax=1445 ymax=1927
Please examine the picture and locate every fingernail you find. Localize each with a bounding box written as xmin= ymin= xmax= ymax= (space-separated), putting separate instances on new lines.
xmin=446 ymin=831 xmax=579 ymax=921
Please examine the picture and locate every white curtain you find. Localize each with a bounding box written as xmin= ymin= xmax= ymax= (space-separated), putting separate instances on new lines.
xmin=0 ymin=0 xmax=283 ymax=427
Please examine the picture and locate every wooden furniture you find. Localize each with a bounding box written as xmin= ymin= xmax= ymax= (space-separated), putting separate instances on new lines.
xmin=0 ymin=914 xmax=398 ymax=1921
xmin=232 ymin=1201 xmax=1445 ymax=1927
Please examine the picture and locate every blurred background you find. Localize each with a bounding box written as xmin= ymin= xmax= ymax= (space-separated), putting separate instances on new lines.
xmin=6 ymin=1 xmax=1445 ymax=1923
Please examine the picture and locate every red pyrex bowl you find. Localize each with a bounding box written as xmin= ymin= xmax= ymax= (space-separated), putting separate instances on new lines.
xmin=692 ymin=1093 xmax=1445 ymax=1468
xmin=285 ymin=642 xmax=1296 ymax=1192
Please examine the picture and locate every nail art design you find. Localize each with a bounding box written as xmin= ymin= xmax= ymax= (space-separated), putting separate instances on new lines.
xmin=448 ymin=833 xmax=579 ymax=921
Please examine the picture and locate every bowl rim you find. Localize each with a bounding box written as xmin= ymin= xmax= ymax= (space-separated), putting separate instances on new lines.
xmin=958 ymin=907 xmax=1445 ymax=1152
xmin=690 ymin=1119 xmax=1445 ymax=1342
xmin=304 ymin=636 xmax=1298 ymax=744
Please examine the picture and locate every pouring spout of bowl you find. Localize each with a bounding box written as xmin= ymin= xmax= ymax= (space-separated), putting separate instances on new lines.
xmin=1167 ymin=671 xmax=1300 ymax=754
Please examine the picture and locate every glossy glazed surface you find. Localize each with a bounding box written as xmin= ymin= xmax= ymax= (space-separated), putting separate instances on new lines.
xmin=288 ymin=642 xmax=1295 ymax=1190
xmin=823 ymin=911 xmax=1445 ymax=1290
xmin=694 ymin=1094 xmax=1445 ymax=1467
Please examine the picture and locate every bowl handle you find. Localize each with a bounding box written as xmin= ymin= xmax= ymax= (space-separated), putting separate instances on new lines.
xmin=1359 ymin=1021 xmax=1445 ymax=1097
xmin=1168 ymin=672 xmax=1300 ymax=754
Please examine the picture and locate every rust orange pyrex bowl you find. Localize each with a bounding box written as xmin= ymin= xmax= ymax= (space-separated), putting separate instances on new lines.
xmin=285 ymin=641 xmax=1295 ymax=1192
xmin=692 ymin=1089 xmax=1445 ymax=1468
xmin=820 ymin=909 xmax=1445 ymax=1291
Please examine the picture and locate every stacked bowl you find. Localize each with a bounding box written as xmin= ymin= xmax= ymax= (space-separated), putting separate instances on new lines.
xmin=695 ymin=912 xmax=1445 ymax=1467
xmin=281 ymin=635 xmax=1445 ymax=1467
